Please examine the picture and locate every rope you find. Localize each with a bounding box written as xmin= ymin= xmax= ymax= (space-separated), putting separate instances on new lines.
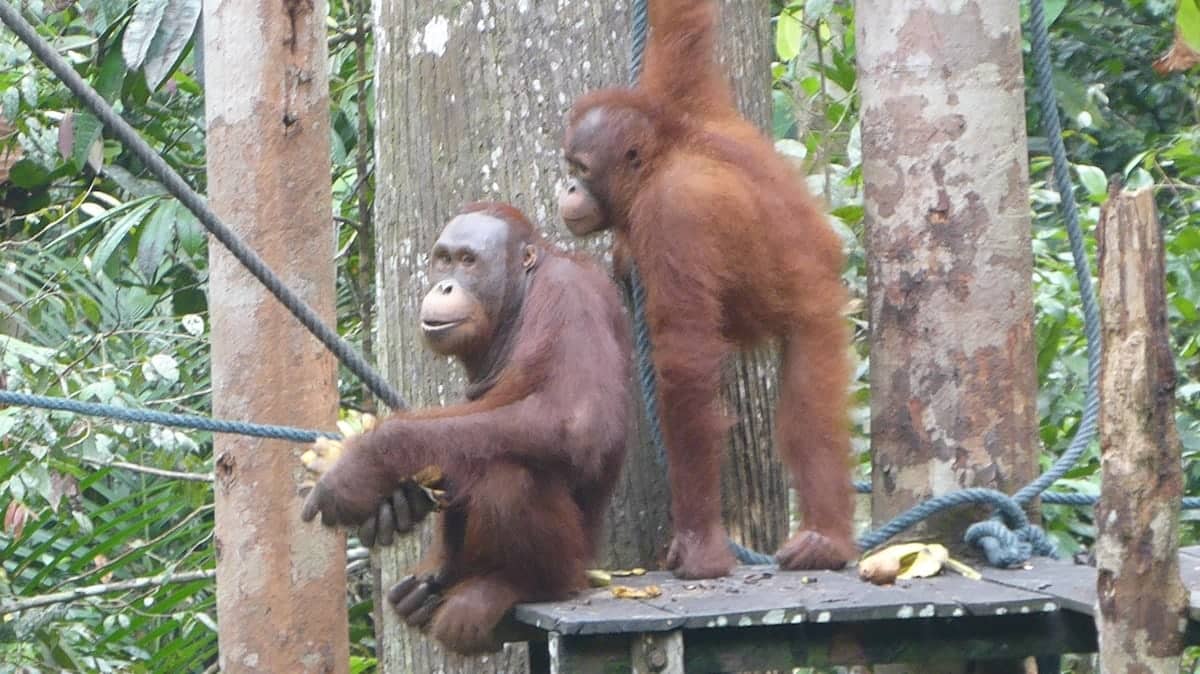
xmin=0 ymin=1 xmax=405 ymax=412
xmin=0 ymin=390 xmax=337 ymax=443
xmin=855 ymin=480 xmax=1200 ymax=510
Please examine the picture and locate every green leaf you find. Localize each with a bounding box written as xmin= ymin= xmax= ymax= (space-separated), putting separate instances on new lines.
xmin=137 ymin=200 xmax=177 ymax=280
xmin=1178 ymin=0 xmax=1200 ymax=52
xmin=142 ymin=0 xmax=202 ymax=90
xmin=775 ymin=7 xmax=804 ymax=62
xmin=0 ymin=335 xmax=55 ymax=367
xmin=175 ymin=201 xmax=205 ymax=255
xmin=91 ymin=198 xmax=156 ymax=275
xmin=1074 ymin=164 xmax=1108 ymax=198
xmin=830 ymin=204 xmax=864 ymax=225
xmin=72 ymin=510 xmax=94 ymax=536
xmin=1042 ymin=0 xmax=1067 ymax=28
xmin=81 ymin=379 xmax=118 ymax=404
xmin=95 ymin=47 xmax=128 ymax=102
xmin=0 ymin=411 xmax=17 ymax=438
xmin=7 ymin=159 xmax=52 ymax=189
xmin=805 ymin=0 xmax=834 ymax=19
xmin=122 ymin=0 xmax=170 ymax=71
xmin=71 ymin=111 xmax=104 ymax=173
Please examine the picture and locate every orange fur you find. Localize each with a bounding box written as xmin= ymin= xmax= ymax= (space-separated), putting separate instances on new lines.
xmin=563 ymin=0 xmax=855 ymax=576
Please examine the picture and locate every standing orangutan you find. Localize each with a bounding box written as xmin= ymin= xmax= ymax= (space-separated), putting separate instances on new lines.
xmin=301 ymin=202 xmax=632 ymax=654
xmin=557 ymin=0 xmax=855 ymax=579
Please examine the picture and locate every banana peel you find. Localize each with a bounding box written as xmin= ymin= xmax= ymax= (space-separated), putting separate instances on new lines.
xmin=858 ymin=543 xmax=981 ymax=585
xmin=611 ymin=585 xmax=662 ymax=599
xmin=299 ymin=415 xmax=448 ymax=509
xmin=300 ymin=414 xmax=377 ymax=475
xmin=585 ymin=567 xmax=648 ymax=588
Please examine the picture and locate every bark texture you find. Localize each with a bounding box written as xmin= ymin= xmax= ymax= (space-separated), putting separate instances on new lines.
xmin=204 ymin=0 xmax=346 ymax=671
xmin=1095 ymin=186 xmax=1186 ymax=673
xmin=858 ymin=0 xmax=1038 ymax=541
xmin=715 ymin=3 xmax=790 ymax=555
xmin=371 ymin=2 xmax=782 ymax=671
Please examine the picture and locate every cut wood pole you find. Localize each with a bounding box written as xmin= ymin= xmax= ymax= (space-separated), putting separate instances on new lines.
xmin=1095 ymin=185 xmax=1186 ymax=672
xmin=205 ymin=0 xmax=347 ymax=671
xmin=858 ymin=2 xmax=1037 ymax=672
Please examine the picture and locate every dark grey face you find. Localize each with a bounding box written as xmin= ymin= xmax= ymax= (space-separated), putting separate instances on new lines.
xmin=560 ymin=106 xmax=649 ymax=236
xmin=420 ymin=213 xmax=534 ymax=357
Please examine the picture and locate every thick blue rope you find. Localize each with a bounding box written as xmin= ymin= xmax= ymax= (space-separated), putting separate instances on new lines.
xmin=0 ymin=390 xmax=338 ymax=443
xmin=0 ymin=1 xmax=405 ymax=412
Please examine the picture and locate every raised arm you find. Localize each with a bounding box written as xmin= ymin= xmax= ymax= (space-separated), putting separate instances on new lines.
xmin=640 ymin=0 xmax=734 ymax=117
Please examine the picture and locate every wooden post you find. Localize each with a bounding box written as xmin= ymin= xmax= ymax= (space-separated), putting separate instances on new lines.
xmin=1095 ymin=186 xmax=1186 ymax=672
xmin=857 ymin=2 xmax=1037 ymax=672
xmin=631 ymin=631 xmax=685 ymax=674
xmin=204 ymin=0 xmax=346 ymax=671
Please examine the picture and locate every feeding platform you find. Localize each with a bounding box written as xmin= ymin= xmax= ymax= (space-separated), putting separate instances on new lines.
xmin=504 ymin=546 xmax=1200 ymax=672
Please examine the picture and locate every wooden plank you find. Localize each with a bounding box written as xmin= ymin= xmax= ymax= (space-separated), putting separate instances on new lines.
xmin=980 ymin=557 xmax=1097 ymax=616
xmin=515 ymin=566 xmax=1060 ymax=635
xmin=684 ymin=612 xmax=1097 ymax=670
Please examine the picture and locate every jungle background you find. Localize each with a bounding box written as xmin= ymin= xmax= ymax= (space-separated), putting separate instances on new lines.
xmin=1 ymin=0 xmax=1199 ymax=671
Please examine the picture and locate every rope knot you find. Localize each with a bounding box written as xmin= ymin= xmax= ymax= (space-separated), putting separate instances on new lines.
xmin=964 ymin=519 xmax=1057 ymax=568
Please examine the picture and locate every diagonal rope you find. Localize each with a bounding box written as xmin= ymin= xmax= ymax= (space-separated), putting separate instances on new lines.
xmin=0 ymin=0 xmax=406 ymax=411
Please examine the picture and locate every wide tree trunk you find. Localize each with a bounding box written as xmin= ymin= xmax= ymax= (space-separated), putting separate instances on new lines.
xmin=204 ymin=0 xmax=346 ymax=671
xmin=858 ymin=1 xmax=1037 ymax=672
xmin=372 ymin=2 xmax=784 ymax=672
xmin=1095 ymin=186 xmax=1186 ymax=672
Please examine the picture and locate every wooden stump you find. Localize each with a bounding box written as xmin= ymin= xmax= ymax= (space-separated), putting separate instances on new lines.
xmin=1096 ymin=185 xmax=1187 ymax=672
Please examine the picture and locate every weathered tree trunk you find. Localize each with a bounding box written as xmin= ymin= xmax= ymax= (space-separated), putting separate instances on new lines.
xmin=858 ymin=0 xmax=1038 ymax=552
xmin=715 ymin=1 xmax=790 ymax=556
xmin=858 ymin=2 xmax=1037 ymax=672
xmin=204 ymin=1 xmax=346 ymax=671
xmin=371 ymin=2 xmax=783 ymax=671
xmin=1095 ymin=186 xmax=1186 ymax=673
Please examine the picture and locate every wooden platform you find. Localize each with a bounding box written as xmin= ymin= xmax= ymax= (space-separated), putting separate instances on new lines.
xmin=505 ymin=546 xmax=1200 ymax=672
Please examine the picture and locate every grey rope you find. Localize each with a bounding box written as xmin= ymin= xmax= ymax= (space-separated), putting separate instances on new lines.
xmin=0 ymin=390 xmax=338 ymax=443
xmin=1011 ymin=0 xmax=1102 ymax=507
xmin=0 ymin=1 xmax=406 ymax=411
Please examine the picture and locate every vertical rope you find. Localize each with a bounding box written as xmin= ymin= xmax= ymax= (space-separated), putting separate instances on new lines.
xmin=1010 ymin=0 xmax=1102 ymax=506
